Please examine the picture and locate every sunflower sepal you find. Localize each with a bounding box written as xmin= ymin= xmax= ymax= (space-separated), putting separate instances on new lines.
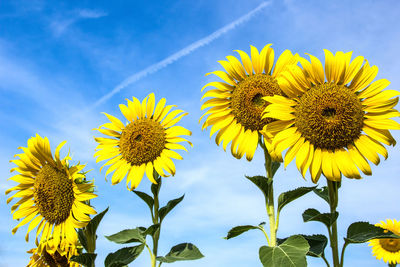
xmin=259 ymin=235 xmax=309 ymax=267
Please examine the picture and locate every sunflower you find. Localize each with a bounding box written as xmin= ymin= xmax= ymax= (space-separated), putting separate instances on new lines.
xmin=94 ymin=93 xmax=192 ymax=190
xmin=27 ymin=234 xmax=81 ymax=267
xmin=369 ymin=219 xmax=400 ymax=265
xmin=200 ymin=44 xmax=299 ymax=161
xmin=262 ymin=50 xmax=400 ymax=182
xmin=6 ymin=134 xmax=97 ymax=246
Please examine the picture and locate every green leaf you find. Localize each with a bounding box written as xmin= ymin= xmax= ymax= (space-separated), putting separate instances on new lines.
xmin=133 ymin=191 xmax=154 ymax=210
xmin=277 ymin=186 xmax=316 ymax=214
xmin=302 ymin=208 xmax=338 ymax=228
xmin=224 ymin=225 xmax=260 ymax=240
xmin=259 ymin=235 xmax=309 ymax=267
xmin=143 ymin=224 xmax=160 ymax=237
xmin=313 ymin=187 xmax=330 ymax=204
xmin=104 ymin=244 xmax=145 ymax=267
xmin=86 ymin=207 xmax=109 ymax=239
xmin=105 ymin=228 xmax=146 ymax=244
xmin=345 ymin=221 xmax=400 ymax=244
xmin=77 ymin=228 xmax=88 ymax=252
xmin=158 ymin=194 xmax=184 ymax=222
xmin=71 ymin=253 xmax=97 ymax=267
xmin=271 ymin=162 xmax=281 ymax=177
xmin=277 ymin=234 xmax=328 ymax=258
xmin=156 ymin=243 xmax=204 ymax=263
xmin=245 ymin=175 xmax=271 ymax=201
xmin=151 ymin=173 xmax=161 ymax=196
xmin=303 ymin=234 xmax=328 ymax=257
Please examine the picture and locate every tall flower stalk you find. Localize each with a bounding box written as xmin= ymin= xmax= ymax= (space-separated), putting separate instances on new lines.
xmin=262 ymin=49 xmax=400 ymax=266
xmin=201 ymin=45 xmax=319 ymax=266
xmin=94 ymin=94 xmax=203 ymax=266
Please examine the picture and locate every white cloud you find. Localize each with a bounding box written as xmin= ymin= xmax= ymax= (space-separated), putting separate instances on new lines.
xmin=50 ymin=8 xmax=107 ymax=37
xmin=92 ymin=1 xmax=271 ymax=108
xmin=77 ymin=9 xmax=107 ymax=19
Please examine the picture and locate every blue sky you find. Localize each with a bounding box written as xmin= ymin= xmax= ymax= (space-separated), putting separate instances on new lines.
xmin=1 ymin=0 xmax=400 ymax=266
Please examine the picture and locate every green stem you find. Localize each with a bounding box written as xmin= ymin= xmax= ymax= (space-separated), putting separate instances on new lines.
xmin=327 ymin=180 xmax=340 ymax=267
xmin=146 ymin=243 xmax=156 ymax=267
xmin=339 ymin=242 xmax=348 ymax=267
xmin=261 ymin=140 xmax=277 ymax=247
xmin=151 ymin=176 xmax=162 ymax=267
xmin=258 ymin=226 xmax=271 ymax=245
xmin=321 ymin=254 xmax=331 ymax=267
xmin=389 ymin=264 xmax=397 ymax=267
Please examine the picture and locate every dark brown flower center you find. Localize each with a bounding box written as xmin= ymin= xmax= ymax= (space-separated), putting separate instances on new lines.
xmin=43 ymin=250 xmax=69 ymax=267
xmin=231 ymin=74 xmax=282 ymax=131
xmin=34 ymin=165 xmax=74 ymax=225
xmin=295 ymin=83 xmax=364 ymax=150
xmin=119 ymin=118 xmax=166 ymax=165
xmin=379 ymin=238 xmax=400 ymax=253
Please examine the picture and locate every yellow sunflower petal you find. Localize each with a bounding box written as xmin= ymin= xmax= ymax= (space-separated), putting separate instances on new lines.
xmin=250 ymin=45 xmax=261 ymax=74
xmin=234 ymin=49 xmax=253 ymax=75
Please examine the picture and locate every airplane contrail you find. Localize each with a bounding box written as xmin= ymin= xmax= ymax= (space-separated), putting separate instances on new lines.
xmin=92 ymin=1 xmax=271 ymax=108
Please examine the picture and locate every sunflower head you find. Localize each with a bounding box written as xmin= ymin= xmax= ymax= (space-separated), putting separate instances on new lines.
xmin=200 ymin=44 xmax=299 ymax=161
xmin=94 ymin=93 xmax=192 ymax=191
xmin=369 ymin=219 xmax=400 ymax=264
xmin=6 ymin=135 xmax=97 ymax=246
xmin=27 ymin=235 xmax=81 ymax=267
xmin=262 ymin=50 xmax=400 ymax=182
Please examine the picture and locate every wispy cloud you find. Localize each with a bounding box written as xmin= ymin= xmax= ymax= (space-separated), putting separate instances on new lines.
xmin=77 ymin=9 xmax=107 ymax=19
xmin=50 ymin=8 xmax=107 ymax=37
xmin=92 ymin=1 xmax=272 ymax=108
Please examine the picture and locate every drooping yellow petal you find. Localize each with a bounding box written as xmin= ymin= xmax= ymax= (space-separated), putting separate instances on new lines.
xmin=363 ymin=125 xmax=396 ymax=146
xmin=310 ymin=148 xmax=322 ymax=183
xmin=348 ymin=144 xmax=372 ymax=175
xmin=285 ymin=137 xmax=305 ymax=168
xmin=145 ymin=162 xmax=157 ymax=184
xmin=245 ymin=130 xmax=259 ymax=161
